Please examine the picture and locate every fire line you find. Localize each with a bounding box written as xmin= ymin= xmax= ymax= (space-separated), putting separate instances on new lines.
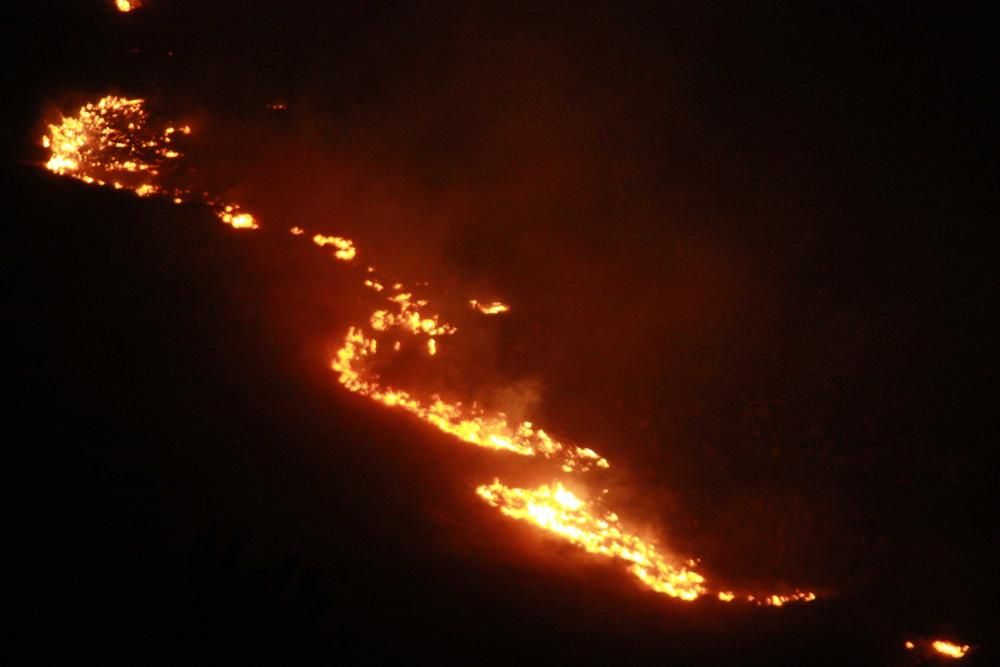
xmin=41 ymin=94 xmax=818 ymax=606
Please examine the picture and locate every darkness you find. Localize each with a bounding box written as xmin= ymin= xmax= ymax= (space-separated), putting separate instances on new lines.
xmin=5 ymin=1 xmax=996 ymax=664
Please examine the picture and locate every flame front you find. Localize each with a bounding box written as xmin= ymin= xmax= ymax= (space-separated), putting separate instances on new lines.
xmin=477 ymin=479 xmax=706 ymax=600
xmin=40 ymin=94 xmax=819 ymax=607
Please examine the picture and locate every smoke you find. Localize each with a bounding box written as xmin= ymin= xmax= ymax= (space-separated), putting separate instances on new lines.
xmin=487 ymin=376 xmax=544 ymax=426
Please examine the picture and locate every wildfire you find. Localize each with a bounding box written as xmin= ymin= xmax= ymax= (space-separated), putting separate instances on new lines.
xmin=477 ymin=480 xmax=706 ymax=600
xmin=114 ymin=0 xmax=139 ymax=12
xmin=40 ymin=93 xmax=822 ymax=612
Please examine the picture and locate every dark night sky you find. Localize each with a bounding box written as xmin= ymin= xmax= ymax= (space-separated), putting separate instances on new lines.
xmin=6 ymin=2 xmax=996 ymax=664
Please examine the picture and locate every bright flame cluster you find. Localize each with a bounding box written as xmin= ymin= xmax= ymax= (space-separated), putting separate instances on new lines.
xmin=313 ymin=234 xmax=357 ymax=261
xmin=41 ymin=97 xmax=255 ymax=231
xmin=477 ymin=480 xmax=707 ymax=600
xmin=905 ymin=639 xmax=971 ymax=659
xmin=41 ymin=96 xmax=182 ymax=194
xmin=115 ymin=0 xmax=140 ymax=12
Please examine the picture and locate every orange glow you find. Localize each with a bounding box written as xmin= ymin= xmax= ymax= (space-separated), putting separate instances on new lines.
xmin=114 ymin=0 xmax=139 ymax=12
xmin=932 ymin=640 xmax=970 ymax=659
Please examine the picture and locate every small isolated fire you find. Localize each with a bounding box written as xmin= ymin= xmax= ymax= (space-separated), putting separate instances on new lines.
xmin=906 ymin=638 xmax=971 ymax=660
xmin=219 ymin=205 xmax=258 ymax=230
xmin=114 ymin=0 xmax=140 ymax=13
xmin=470 ymin=299 xmax=510 ymax=315
xmin=932 ymin=641 xmax=971 ymax=659
xmin=313 ymin=234 xmax=357 ymax=261
xmin=41 ymin=94 xmax=822 ymax=608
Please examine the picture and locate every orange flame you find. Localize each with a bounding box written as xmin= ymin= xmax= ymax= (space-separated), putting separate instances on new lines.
xmin=905 ymin=639 xmax=972 ymax=659
xmin=42 ymin=96 xmax=166 ymax=190
xmin=42 ymin=97 xmax=254 ymax=232
xmin=932 ymin=640 xmax=970 ymax=659
xmin=219 ymin=205 xmax=258 ymax=230
xmin=470 ymin=299 xmax=510 ymax=315
xmin=313 ymin=234 xmax=357 ymax=261
xmin=477 ymin=479 xmax=706 ymax=600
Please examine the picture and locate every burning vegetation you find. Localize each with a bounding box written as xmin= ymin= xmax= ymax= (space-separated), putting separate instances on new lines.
xmin=42 ymin=97 xmax=254 ymax=231
xmin=40 ymin=93 xmax=826 ymax=607
xmin=477 ymin=479 xmax=706 ymax=600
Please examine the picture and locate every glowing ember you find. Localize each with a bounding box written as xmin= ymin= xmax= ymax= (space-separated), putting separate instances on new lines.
xmin=114 ymin=0 xmax=139 ymax=12
xmin=470 ymin=299 xmax=510 ymax=315
xmin=932 ymin=640 xmax=970 ymax=659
